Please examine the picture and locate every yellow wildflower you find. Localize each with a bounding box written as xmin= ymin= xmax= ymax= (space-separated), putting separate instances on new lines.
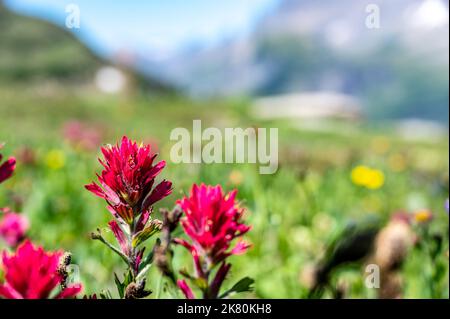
xmin=351 ymin=165 xmax=385 ymax=190
xmin=45 ymin=150 xmax=66 ymax=170
xmin=414 ymin=209 xmax=433 ymax=223
xmin=229 ymin=169 xmax=244 ymax=186
xmin=365 ymin=169 xmax=385 ymax=189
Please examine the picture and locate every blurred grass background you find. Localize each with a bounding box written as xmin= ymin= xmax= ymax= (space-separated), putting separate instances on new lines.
xmin=1 ymin=89 xmax=448 ymax=298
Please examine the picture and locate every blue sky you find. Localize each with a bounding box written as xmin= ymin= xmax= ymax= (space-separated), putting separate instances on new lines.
xmin=4 ymin=0 xmax=279 ymax=59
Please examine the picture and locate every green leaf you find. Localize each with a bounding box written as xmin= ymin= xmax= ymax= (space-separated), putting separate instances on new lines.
xmin=132 ymin=221 xmax=162 ymax=247
xmin=136 ymin=264 xmax=152 ymax=283
xmin=114 ymin=273 xmax=125 ymax=298
xmin=219 ymin=277 xmax=255 ymax=299
xmin=193 ymin=277 xmax=208 ymax=290
xmin=179 ymin=268 xmax=195 ymax=280
xmin=124 ymin=270 xmax=134 ymax=287
xmin=99 ymin=289 xmax=113 ymax=299
xmin=138 ymin=249 xmax=155 ymax=272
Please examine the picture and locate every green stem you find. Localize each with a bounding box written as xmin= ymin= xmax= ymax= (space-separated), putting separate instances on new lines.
xmin=92 ymin=232 xmax=130 ymax=265
xmin=155 ymin=275 xmax=164 ymax=299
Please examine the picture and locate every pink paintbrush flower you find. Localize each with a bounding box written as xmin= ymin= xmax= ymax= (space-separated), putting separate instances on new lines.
xmin=175 ymin=184 xmax=251 ymax=267
xmin=63 ymin=120 xmax=103 ymax=152
xmin=85 ymin=136 xmax=172 ymax=224
xmin=174 ymin=184 xmax=251 ymax=299
xmin=0 ymin=209 xmax=29 ymax=247
xmin=0 ymin=147 xmax=15 ymax=184
xmin=87 ymin=136 xmax=169 ymax=292
xmin=0 ymin=240 xmax=82 ymax=299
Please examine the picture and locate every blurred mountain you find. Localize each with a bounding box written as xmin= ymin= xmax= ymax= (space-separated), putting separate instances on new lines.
xmin=0 ymin=2 xmax=102 ymax=83
xmin=1 ymin=0 xmax=447 ymax=122
xmin=142 ymin=0 xmax=448 ymax=123
xmin=257 ymin=0 xmax=449 ymax=55
xmin=0 ymin=2 xmax=172 ymax=93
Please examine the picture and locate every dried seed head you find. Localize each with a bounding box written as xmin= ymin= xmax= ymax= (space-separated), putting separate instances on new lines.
xmin=124 ymin=280 xmax=151 ymax=299
xmin=57 ymin=252 xmax=73 ymax=289
xmin=162 ymin=206 xmax=183 ymax=233
xmin=154 ymin=244 xmax=172 ymax=278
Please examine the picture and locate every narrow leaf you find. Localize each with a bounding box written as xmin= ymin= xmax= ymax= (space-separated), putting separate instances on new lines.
xmin=219 ymin=277 xmax=255 ymax=299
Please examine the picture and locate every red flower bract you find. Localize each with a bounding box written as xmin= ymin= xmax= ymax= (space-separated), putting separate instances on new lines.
xmin=85 ymin=136 xmax=172 ymax=224
xmin=175 ymin=184 xmax=251 ymax=267
xmin=0 ymin=151 xmax=15 ymax=185
xmin=0 ymin=240 xmax=82 ymax=299
xmin=177 ymin=279 xmax=195 ymax=299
